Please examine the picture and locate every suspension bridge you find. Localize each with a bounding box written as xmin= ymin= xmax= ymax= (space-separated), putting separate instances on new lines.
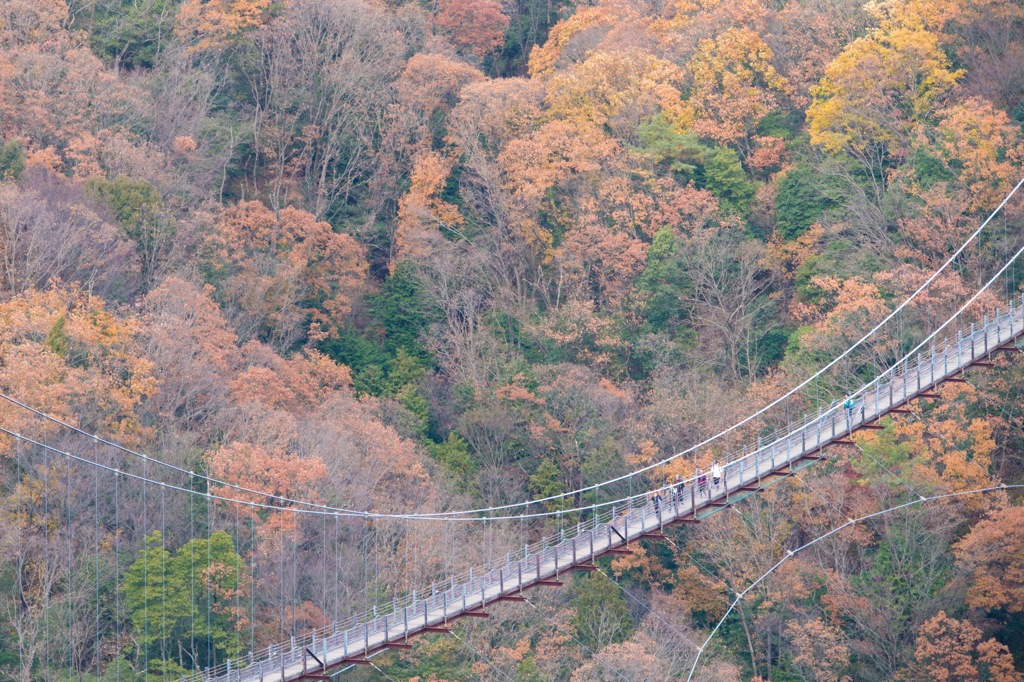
xmin=4 ymin=294 xmax=1022 ymax=682
xmin=1 ymin=182 xmax=1023 ymax=682
xmin=178 ymin=296 xmax=1024 ymax=682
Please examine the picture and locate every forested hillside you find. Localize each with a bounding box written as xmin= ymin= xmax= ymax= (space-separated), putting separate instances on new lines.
xmin=2 ymin=0 xmax=1024 ymax=679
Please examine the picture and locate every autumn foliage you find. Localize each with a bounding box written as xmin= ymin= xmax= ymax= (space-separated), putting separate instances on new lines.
xmin=954 ymin=506 xmax=1024 ymax=614
xmin=434 ymin=0 xmax=510 ymax=59
xmin=204 ymin=201 xmax=367 ymax=347
xmin=1 ymin=0 xmax=1024 ymax=678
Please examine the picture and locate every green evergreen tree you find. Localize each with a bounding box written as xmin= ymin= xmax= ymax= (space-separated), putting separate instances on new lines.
xmin=88 ymin=0 xmax=180 ymax=69
xmin=637 ymin=226 xmax=693 ymax=333
xmin=45 ymin=315 xmax=69 ymax=358
xmin=428 ymin=432 xmax=476 ymax=489
xmin=702 ymin=146 xmax=757 ymax=216
xmin=638 ymin=114 xmax=706 ymax=178
xmin=123 ymin=531 xmax=246 ymax=672
xmin=774 ymin=165 xmax=838 ymax=240
xmin=0 ymin=140 xmax=26 ymax=180
xmin=370 ymin=262 xmax=435 ymax=357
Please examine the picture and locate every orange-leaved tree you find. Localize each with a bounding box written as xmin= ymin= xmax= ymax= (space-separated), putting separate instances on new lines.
xmin=785 ymin=618 xmax=852 ymax=682
xmin=209 ymin=441 xmax=326 ymax=529
xmin=433 ymin=0 xmax=510 ymax=59
xmin=0 ymin=287 xmax=156 ymax=450
xmin=204 ymin=201 xmax=367 ymax=349
xmin=926 ymin=98 xmax=1024 ymax=211
xmin=902 ymin=611 xmax=1021 ymax=682
xmin=527 ymin=6 xmax=616 ymax=78
xmin=394 ymin=150 xmax=464 ymax=266
xmin=498 ymin=120 xmax=620 ymax=266
xmin=953 ymin=505 xmax=1024 ymax=615
xmin=373 ymin=53 xmax=482 ymax=219
xmin=174 ymin=0 xmax=274 ymax=52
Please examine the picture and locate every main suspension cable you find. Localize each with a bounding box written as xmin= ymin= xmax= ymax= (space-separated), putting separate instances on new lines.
xmin=0 ymin=179 xmax=1021 ymax=523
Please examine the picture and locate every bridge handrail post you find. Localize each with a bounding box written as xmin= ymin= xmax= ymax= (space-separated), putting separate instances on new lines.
xmin=902 ymin=359 xmax=907 ymax=400
xmin=816 ymin=407 xmax=822 ymax=450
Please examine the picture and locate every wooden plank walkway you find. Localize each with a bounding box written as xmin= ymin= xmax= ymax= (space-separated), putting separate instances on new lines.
xmin=197 ymin=301 xmax=1024 ymax=682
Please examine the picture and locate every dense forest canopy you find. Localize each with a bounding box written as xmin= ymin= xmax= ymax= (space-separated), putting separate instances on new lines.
xmin=2 ymin=0 xmax=1024 ymax=679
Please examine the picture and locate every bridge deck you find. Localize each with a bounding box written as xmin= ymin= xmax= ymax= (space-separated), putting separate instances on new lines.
xmin=200 ymin=302 xmax=1024 ymax=682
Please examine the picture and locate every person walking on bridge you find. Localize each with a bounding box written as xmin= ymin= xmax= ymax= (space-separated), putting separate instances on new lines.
xmin=650 ymin=489 xmax=663 ymax=515
xmin=711 ymin=460 xmax=722 ymax=488
xmin=844 ymin=397 xmax=855 ymax=425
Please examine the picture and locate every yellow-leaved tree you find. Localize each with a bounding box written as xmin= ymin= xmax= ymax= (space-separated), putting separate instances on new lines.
xmin=0 ymin=287 xmax=157 ymax=449
xmin=527 ymin=6 xmax=616 ymax=78
xmin=687 ymin=27 xmax=789 ymax=147
xmin=174 ymin=0 xmax=274 ymax=52
xmin=545 ymin=49 xmax=693 ymax=143
xmin=807 ymin=22 xmax=962 ymax=167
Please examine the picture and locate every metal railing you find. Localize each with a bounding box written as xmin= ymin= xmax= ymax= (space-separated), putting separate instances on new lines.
xmin=187 ymin=296 xmax=1024 ymax=682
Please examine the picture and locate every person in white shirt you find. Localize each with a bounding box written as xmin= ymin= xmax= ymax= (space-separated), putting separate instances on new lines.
xmin=650 ymin=489 xmax=662 ymax=515
xmin=711 ymin=460 xmax=722 ymax=487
